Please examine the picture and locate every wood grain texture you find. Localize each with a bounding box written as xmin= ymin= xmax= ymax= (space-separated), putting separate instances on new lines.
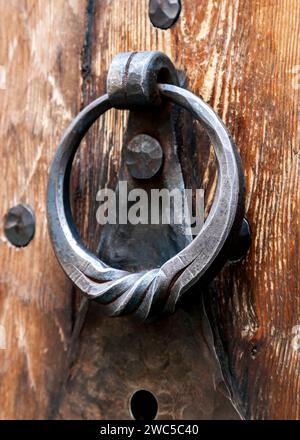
xmin=0 ymin=0 xmax=87 ymax=419
xmin=181 ymin=0 xmax=300 ymax=419
xmin=0 ymin=0 xmax=299 ymax=420
xmin=67 ymin=0 xmax=300 ymax=419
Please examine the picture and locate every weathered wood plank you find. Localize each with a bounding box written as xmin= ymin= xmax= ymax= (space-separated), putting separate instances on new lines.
xmin=192 ymin=0 xmax=300 ymax=419
xmin=0 ymin=0 xmax=87 ymax=419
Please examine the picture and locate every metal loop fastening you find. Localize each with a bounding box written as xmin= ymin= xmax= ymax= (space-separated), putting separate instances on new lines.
xmin=47 ymin=51 xmax=245 ymax=322
xmin=107 ymin=51 xmax=179 ymax=108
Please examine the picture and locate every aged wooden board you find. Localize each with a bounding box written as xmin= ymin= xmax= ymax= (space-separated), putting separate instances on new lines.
xmin=0 ymin=0 xmax=299 ymax=419
xmin=0 ymin=0 xmax=87 ymax=418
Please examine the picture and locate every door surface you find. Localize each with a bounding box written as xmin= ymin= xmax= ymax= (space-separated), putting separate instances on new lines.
xmin=0 ymin=0 xmax=299 ymax=420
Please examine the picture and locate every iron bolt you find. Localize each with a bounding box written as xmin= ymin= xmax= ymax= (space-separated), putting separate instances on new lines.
xmin=4 ymin=204 xmax=35 ymax=247
xmin=126 ymin=134 xmax=164 ymax=180
xmin=149 ymin=0 xmax=182 ymax=30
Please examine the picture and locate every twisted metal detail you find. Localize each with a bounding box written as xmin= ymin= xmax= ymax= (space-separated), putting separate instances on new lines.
xmin=47 ymin=52 xmax=244 ymax=321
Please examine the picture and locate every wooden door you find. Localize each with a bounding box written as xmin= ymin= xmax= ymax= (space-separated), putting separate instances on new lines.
xmin=0 ymin=0 xmax=299 ymax=420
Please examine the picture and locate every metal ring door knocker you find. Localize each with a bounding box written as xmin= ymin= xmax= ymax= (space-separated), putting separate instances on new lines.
xmin=47 ymin=51 xmax=249 ymax=321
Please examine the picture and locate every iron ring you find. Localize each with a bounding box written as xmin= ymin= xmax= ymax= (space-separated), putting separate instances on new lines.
xmin=47 ymin=83 xmax=244 ymax=321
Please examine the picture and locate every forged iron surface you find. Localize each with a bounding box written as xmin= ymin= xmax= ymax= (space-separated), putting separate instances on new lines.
xmin=4 ymin=204 xmax=35 ymax=247
xmin=47 ymin=51 xmax=244 ymax=321
xmin=125 ymin=134 xmax=164 ymax=180
xmin=149 ymin=0 xmax=182 ymax=30
xmin=107 ymin=51 xmax=179 ymax=108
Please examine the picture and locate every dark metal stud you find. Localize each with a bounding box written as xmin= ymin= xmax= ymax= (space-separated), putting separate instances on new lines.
xmin=4 ymin=204 xmax=35 ymax=247
xmin=149 ymin=0 xmax=182 ymax=30
xmin=228 ymin=218 xmax=252 ymax=263
xmin=126 ymin=134 xmax=164 ymax=180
